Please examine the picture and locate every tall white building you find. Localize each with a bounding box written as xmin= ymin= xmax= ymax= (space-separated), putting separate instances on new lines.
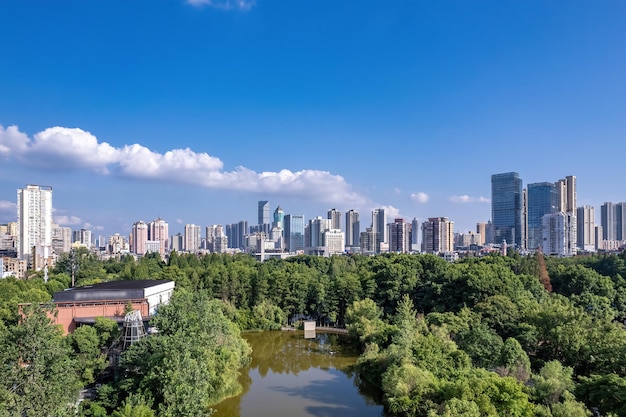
xmin=184 ymin=224 xmax=201 ymax=252
xmin=17 ymin=185 xmax=53 ymax=260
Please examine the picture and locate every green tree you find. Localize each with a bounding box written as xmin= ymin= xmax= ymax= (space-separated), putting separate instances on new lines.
xmin=0 ymin=305 xmax=80 ymax=416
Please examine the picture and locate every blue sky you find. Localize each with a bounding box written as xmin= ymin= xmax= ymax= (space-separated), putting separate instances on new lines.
xmin=1 ymin=0 xmax=625 ymax=237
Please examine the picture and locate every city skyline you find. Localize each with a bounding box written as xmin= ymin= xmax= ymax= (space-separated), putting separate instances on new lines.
xmin=1 ymin=1 xmax=625 ymax=236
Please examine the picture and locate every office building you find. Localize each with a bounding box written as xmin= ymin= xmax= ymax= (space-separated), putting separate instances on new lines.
xmin=16 ymin=185 xmax=53 ymax=260
xmin=526 ymin=182 xmax=559 ymax=250
xmin=372 ymin=209 xmax=387 ymax=253
xmin=577 ymin=206 xmax=595 ymax=252
xmin=360 ymin=228 xmax=376 ymax=254
xmin=411 ymin=217 xmax=420 ymax=250
xmin=345 ymin=210 xmax=360 ymax=248
xmin=284 ymin=214 xmax=305 ymax=252
xmin=258 ymin=200 xmax=270 ymax=232
xmin=421 ymin=217 xmax=454 ymax=254
xmin=491 ymin=172 xmax=523 ymax=248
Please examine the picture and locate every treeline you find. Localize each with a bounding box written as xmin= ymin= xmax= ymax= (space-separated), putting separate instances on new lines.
xmin=0 ymin=249 xmax=625 ymax=415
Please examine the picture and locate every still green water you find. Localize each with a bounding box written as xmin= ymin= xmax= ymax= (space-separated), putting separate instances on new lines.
xmin=212 ymin=330 xmax=384 ymax=417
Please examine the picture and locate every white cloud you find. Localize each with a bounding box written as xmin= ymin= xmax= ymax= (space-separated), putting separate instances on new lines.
xmin=0 ymin=125 xmax=30 ymax=157
xmin=0 ymin=124 xmax=368 ymax=207
xmin=54 ymin=215 xmax=83 ymax=226
xmin=83 ymin=222 xmax=105 ymax=231
xmin=410 ymin=192 xmax=429 ymax=203
xmin=449 ymin=195 xmax=490 ymax=203
xmin=186 ymin=0 xmax=255 ymax=10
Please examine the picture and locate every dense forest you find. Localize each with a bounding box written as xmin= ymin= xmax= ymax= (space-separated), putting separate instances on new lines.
xmin=1 ymin=249 xmax=626 ymax=416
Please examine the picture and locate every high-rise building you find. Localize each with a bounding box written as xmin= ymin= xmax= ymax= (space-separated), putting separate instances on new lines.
xmin=411 ymin=218 xmax=420 ymax=250
xmin=372 ymin=209 xmax=387 ymax=253
xmin=421 ymin=217 xmax=454 ymax=254
xmin=16 ymin=185 xmax=53 ymax=260
xmin=601 ymin=202 xmax=617 ymax=241
xmin=389 ymin=218 xmax=412 ymax=253
xmin=184 ymin=224 xmax=201 ymax=252
xmin=360 ymin=228 xmax=376 ymax=254
xmin=345 ymin=210 xmax=360 ymax=248
xmin=51 ymin=225 xmax=72 ymax=254
xmin=556 ymin=176 xmax=577 ymax=213
xmin=600 ymin=202 xmax=626 ymax=242
xmin=526 ymin=182 xmax=559 ymax=250
xmin=328 ymin=208 xmax=341 ymax=231
xmin=148 ymin=218 xmax=169 ymax=256
xmin=273 ymin=206 xmax=284 ymax=230
xmin=284 ymin=214 xmax=305 ymax=252
xmin=618 ymin=203 xmax=626 ymax=241
xmin=73 ymin=228 xmax=92 ymax=249
xmin=576 ymin=206 xmax=595 ymax=252
xmin=306 ymin=216 xmax=331 ymax=248
xmin=542 ymin=212 xmax=576 ymax=257
xmin=132 ymin=221 xmax=148 ymax=255
xmin=170 ymin=233 xmax=184 ymax=252
xmin=491 ymin=172 xmax=523 ymax=248
xmin=258 ymin=200 xmax=270 ymax=228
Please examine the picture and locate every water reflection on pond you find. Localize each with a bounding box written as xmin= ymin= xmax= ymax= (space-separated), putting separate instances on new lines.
xmin=213 ymin=330 xmax=384 ymax=417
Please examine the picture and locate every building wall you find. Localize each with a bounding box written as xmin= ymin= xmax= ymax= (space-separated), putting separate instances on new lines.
xmin=49 ymin=300 xmax=150 ymax=335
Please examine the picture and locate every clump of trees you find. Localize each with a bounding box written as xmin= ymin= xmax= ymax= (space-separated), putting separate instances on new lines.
xmin=1 ymin=250 xmax=626 ymax=415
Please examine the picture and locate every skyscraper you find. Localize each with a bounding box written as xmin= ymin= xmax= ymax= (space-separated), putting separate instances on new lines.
xmin=542 ymin=212 xmax=576 ymax=257
xmin=601 ymin=202 xmax=626 ymax=241
xmin=184 ymin=224 xmax=201 ymax=252
xmin=372 ymin=209 xmax=387 ymax=253
xmin=345 ymin=210 xmax=360 ymax=248
xmin=421 ymin=217 xmax=454 ymax=254
xmin=273 ymin=206 xmax=284 ymax=230
xmin=17 ymin=185 xmax=53 ymax=260
xmin=577 ymin=206 xmax=595 ymax=252
xmin=601 ymin=202 xmax=617 ymax=241
xmin=132 ymin=221 xmax=148 ymax=255
xmin=284 ymin=214 xmax=305 ymax=252
xmin=526 ymin=182 xmax=559 ymax=250
xmin=411 ymin=217 xmax=420 ymax=250
xmin=149 ymin=218 xmax=169 ymax=256
xmin=389 ymin=218 xmax=412 ymax=253
xmin=327 ymin=208 xmax=341 ymax=231
xmin=491 ymin=172 xmax=523 ymax=248
xmin=258 ymin=200 xmax=270 ymax=225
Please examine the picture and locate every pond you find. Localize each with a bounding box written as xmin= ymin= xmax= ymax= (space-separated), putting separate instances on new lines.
xmin=212 ymin=330 xmax=385 ymax=417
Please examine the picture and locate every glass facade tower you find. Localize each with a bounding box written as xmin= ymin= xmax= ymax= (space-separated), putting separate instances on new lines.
xmin=491 ymin=172 xmax=523 ymax=248
xmin=527 ymin=182 xmax=559 ymax=250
